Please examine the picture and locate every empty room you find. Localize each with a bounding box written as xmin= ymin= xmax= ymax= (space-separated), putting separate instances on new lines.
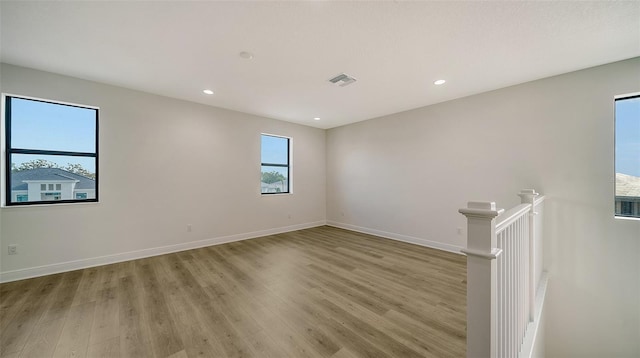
xmin=1 ymin=2 xmax=639 ymax=358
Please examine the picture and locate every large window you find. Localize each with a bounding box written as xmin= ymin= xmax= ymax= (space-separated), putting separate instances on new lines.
xmin=4 ymin=95 xmax=99 ymax=206
xmin=615 ymin=94 xmax=640 ymax=218
xmin=261 ymin=134 xmax=290 ymax=194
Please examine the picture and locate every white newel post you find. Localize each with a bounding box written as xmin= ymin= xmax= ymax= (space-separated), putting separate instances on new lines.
xmin=518 ymin=189 xmax=539 ymax=322
xmin=460 ymin=202 xmax=504 ymax=358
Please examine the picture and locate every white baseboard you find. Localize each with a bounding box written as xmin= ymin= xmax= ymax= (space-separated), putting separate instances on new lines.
xmin=0 ymin=221 xmax=326 ymax=283
xmin=326 ymin=221 xmax=464 ymax=254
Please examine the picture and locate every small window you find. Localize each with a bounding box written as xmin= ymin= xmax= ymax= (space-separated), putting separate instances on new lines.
xmin=76 ymin=193 xmax=87 ymax=199
xmin=620 ymin=202 xmax=634 ymax=215
xmin=4 ymin=95 xmax=99 ymax=206
xmin=16 ymin=194 xmax=28 ymax=202
xmin=41 ymin=192 xmax=62 ymax=201
xmin=615 ymin=94 xmax=640 ymax=218
xmin=261 ymin=134 xmax=290 ymax=194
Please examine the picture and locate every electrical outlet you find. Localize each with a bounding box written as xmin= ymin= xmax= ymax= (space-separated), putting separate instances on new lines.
xmin=187 ymin=224 xmax=192 ymax=232
xmin=8 ymin=245 xmax=17 ymax=255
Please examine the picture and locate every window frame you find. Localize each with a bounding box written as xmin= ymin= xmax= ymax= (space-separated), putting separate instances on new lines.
xmin=614 ymin=92 xmax=640 ymax=219
xmin=3 ymin=94 xmax=99 ymax=206
xmin=260 ymin=133 xmax=291 ymax=195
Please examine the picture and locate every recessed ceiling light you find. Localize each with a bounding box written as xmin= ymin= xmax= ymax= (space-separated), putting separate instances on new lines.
xmin=434 ymin=79 xmax=446 ymax=85
xmin=314 ymin=117 xmax=321 ymax=121
xmin=203 ymin=89 xmax=214 ymax=95
xmin=239 ymin=51 xmax=254 ymax=60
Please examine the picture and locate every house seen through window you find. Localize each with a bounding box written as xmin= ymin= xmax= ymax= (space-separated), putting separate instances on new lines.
xmin=615 ymin=94 xmax=640 ymax=218
xmin=4 ymin=95 xmax=99 ymax=206
xmin=261 ymin=134 xmax=290 ymax=194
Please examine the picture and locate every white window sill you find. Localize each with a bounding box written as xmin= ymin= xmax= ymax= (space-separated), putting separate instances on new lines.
xmin=1 ymin=201 xmax=100 ymax=209
xmin=614 ymin=215 xmax=640 ymax=221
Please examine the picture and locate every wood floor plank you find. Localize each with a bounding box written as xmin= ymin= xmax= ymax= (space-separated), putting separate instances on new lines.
xmin=96 ymin=264 xmax=120 ymax=292
xmin=166 ymin=349 xmax=188 ymax=358
xmin=0 ymin=278 xmax=44 ymax=331
xmin=331 ymin=347 xmax=362 ymax=358
xmin=71 ymin=267 xmax=101 ymax=307
xmin=0 ymin=352 xmax=20 ymax=358
xmin=308 ymin=262 xmax=466 ymax=336
xmin=258 ymin=268 xmax=392 ymax=358
xmin=242 ymin=326 xmax=295 ymax=358
xmin=160 ymin=255 xmax=256 ymax=358
xmin=0 ymin=226 xmax=466 ymax=358
xmin=1 ymin=275 xmax=63 ymax=356
xmin=282 ymin=281 xmax=424 ymax=358
xmin=86 ymin=336 xmax=120 ymax=358
xmin=19 ymin=318 xmax=65 ymax=358
xmin=311 ymin=285 xmax=443 ymax=358
xmin=39 ymin=271 xmax=83 ymax=323
xmin=89 ymin=286 xmax=119 ymax=347
xmin=384 ymin=309 xmax=466 ymax=357
xmin=135 ymin=263 xmax=183 ymax=357
xmin=118 ymin=274 xmax=154 ymax=358
xmin=164 ymin=285 xmax=223 ymax=357
xmin=52 ymin=301 xmax=96 ymax=358
xmin=154 ymin=258 xmax=227 ymax=358
xmin=200 ymin=258 xmax=320 ymax=358
xmin=202 ymin=247 xmax=344 ymax=358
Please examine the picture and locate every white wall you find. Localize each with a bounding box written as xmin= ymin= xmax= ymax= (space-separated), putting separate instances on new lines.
xmin=326 ymin=58 xmax=640 ymax=357
xmin=0 ymin=63 xmax=326 ymax=280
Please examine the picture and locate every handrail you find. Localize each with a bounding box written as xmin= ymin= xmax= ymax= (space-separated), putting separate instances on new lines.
xmin=495 ymin=203 xmax=530 ymax=233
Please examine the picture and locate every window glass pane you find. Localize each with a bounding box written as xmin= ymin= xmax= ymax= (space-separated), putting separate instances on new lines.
xmin=615 ymin=96 xmax=640 ymax=218
xmin=9 ymin=153 xmax=96 ymax=203
xmin=261 ymin=135 xmax=288 ymax=165
xmin=261 ymin=166 xmax=289 ymax=193
xmin=10 ymin=153 xmax=96 ymax=174
xmin=10 ymin=97 xmax=96 ymax=152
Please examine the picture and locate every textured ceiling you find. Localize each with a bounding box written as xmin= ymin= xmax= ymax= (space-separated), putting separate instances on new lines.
xmin=1 ymin=1 xmax=639 ymax=129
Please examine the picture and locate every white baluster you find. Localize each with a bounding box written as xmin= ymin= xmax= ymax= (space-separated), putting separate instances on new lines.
xmin=518 ymin=189 xmax=539 ymax=321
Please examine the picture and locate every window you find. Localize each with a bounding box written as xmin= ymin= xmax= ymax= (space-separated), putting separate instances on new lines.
xmin=620 ymin=201 xmax=634 ymax=216
xmin=615 ymin=94 xmax=640 ymax=218
xmin=76 ymin=193 xmax=87 ymax=199
xmin=261 ymin=134 xmax=290 ymax=194
xmin=4 ymin=95 xmax=99 ymax=206
xmin=41 ymin=192 xmax=62 ymax=200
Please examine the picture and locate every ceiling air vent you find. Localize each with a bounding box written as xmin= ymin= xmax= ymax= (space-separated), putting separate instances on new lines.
xmin=328 ymin=73 xmax=357 ymax=87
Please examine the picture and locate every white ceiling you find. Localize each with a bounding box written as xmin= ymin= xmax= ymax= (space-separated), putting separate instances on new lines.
xmin=1 ymin=1 xmax=639 ymax=129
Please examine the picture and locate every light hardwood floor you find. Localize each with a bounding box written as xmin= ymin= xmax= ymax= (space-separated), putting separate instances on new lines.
xmin=0 ymin=226 xmax=466 ymax=358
